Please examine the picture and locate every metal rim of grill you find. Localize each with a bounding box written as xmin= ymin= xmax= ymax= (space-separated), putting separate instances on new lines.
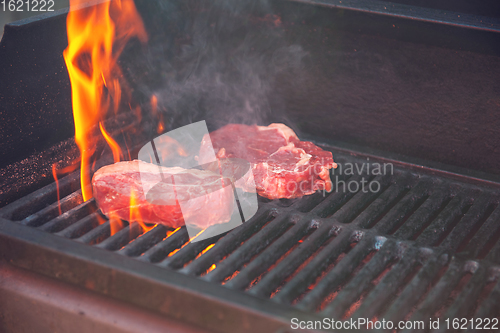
xmin=1 ymin=143 xmax=500 ymax=333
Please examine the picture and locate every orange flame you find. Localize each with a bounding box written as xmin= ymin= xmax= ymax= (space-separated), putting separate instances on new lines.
xmin=99 ymin=122 xmax=122 ymax=162
xmin=129 ymin=190 xmax=154 ymax=233
xmin=52 ymin=161 xmax=80 ymax=215
xmin=157 ymin=114 xmax=165 ymax=134
xmin=150 ymin=94 xmax=165 ymax=134
xmin=63 ymin=0 xmax=147 ymax=201
xmin=151 ymin=94 xmax=158 ymax=115
xmin=51 ymin=164 xmax=63 ymax=216
xmin=108 ymin=211 xmax=125 ymax=236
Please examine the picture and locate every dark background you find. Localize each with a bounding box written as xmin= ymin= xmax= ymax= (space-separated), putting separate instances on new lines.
xmin=0 ymin=0 xmax=499 ymax=176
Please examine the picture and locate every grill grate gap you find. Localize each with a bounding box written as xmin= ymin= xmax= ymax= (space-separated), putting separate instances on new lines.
xmin=433 ymin=271 xmax=473 ymax=320
xmin=313 ymin=249 xmax=376 ymax=311
xmin=433 ymin=202 xmax=473 ymax=247
xmin=410 ymin=196 xmax=454 ymax=241
xmin=457 ymin=203 xmax=498 ymax=254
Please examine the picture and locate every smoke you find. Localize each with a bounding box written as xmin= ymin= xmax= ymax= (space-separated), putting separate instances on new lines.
xmin=125 ymin=0 xmax=307 ymax=133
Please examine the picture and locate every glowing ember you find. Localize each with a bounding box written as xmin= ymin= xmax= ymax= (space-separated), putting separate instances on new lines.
xmin=63 ymin=0 xmax=147 ymax=201
xmin=166 ymin=227 xmax=181 ymax=238
xmin=200 ymin=244 xmax=215 ymax=255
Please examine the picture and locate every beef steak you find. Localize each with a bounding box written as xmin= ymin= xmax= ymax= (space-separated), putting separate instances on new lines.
xmin=92 ymin=160 xmax=234 ymax=228
xmin=199 ymin=123 xmax=337 ymax=199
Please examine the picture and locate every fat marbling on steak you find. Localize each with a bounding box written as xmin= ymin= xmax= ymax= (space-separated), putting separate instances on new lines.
xmin=199 ymin=123 xmax=337 ymax=199
xmin=92 ymin=160 xmax=234 ymax=228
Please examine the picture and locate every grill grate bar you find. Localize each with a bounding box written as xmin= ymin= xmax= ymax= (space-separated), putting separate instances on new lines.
xmin=95 ymin=222 xmax=144 ymax=251
xmin=158 ymin=236 xmax=223 ymax=270
xmin=474 ymin=276 xmax=500 ymax=319
xmin=0 ymin=172 xmax=80 ymax=221
xmin=224 ymin=216 xmax=315 ymax=291
xmin=179 ymin=209 xmax=273 ymax=276
xmin=350 ymin=246 xmax=423 ymax=320
xmin=271 ymin=230 xmax=353 ymax=305
xmin=55 ymin=211 xmax=102 ymax=239
xmin=137 ymin=227 xmax=189 ymax=263
xmin=434 ymin=264 xmax=489 ymax=332
xmin=440 ymin=194 xmax=492 ymax=252
xmin=295 ymin=236 xmax=375 ymax=311
xmin=463 ymin=203 xmax=500 ymax=257
xmin=117 ymin=224 xmax=169 ymax=257
xmin=331 ymin=175 xmax=393 ymax=223
xmin=293 ymin=173 xmax=351 ymax=213
xmin=76 ymin=220 xmax=111 ymax=245
xmin=22 ymin=190 xmax=83 ymax=227
xmin=202 ymin=213 xmax=293 ymax=284
xmin=248 ymin=218 xmax=339 ymax=298
xmin=394 ymin=189 xmax=451 ymax=240
xmin=416 ymin=193 xmax=472 ymax=246
xmin=382 ymin=253 xmax=448 ymax=324
xmin=374 ymin=179 xmax=431 ymax=234
xmin=320 ymin=239 xmax=400 ymax=318
xmin=38 ymin=198 xmax=96 ymax=233
xmin=402 ymin=260 xmax=464 ymax=328
xmin=351 ymin=173 xmax=415 ymax=229
xmin=311 ymin=174 xmax=367 ymax=218
xmin=485 ymin=233 xmax=500 ymax=265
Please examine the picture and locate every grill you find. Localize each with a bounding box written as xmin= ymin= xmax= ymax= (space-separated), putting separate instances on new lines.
xmin=1 ymin=0 xmax=500 ymax=332
xmin=1 ymin=142 xmax=500 ymax=332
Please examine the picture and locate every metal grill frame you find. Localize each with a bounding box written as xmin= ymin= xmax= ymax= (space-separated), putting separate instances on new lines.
xmin=1 ymin=142 xmax=500 ymax=333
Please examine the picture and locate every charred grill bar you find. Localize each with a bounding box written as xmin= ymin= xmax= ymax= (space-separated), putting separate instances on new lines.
xmin=1 ymin=0 xmax=500 ymax=332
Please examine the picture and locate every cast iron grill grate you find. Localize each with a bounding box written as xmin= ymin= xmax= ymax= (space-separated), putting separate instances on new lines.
xmin=1 ymin=145 xmax=500 ymax=332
